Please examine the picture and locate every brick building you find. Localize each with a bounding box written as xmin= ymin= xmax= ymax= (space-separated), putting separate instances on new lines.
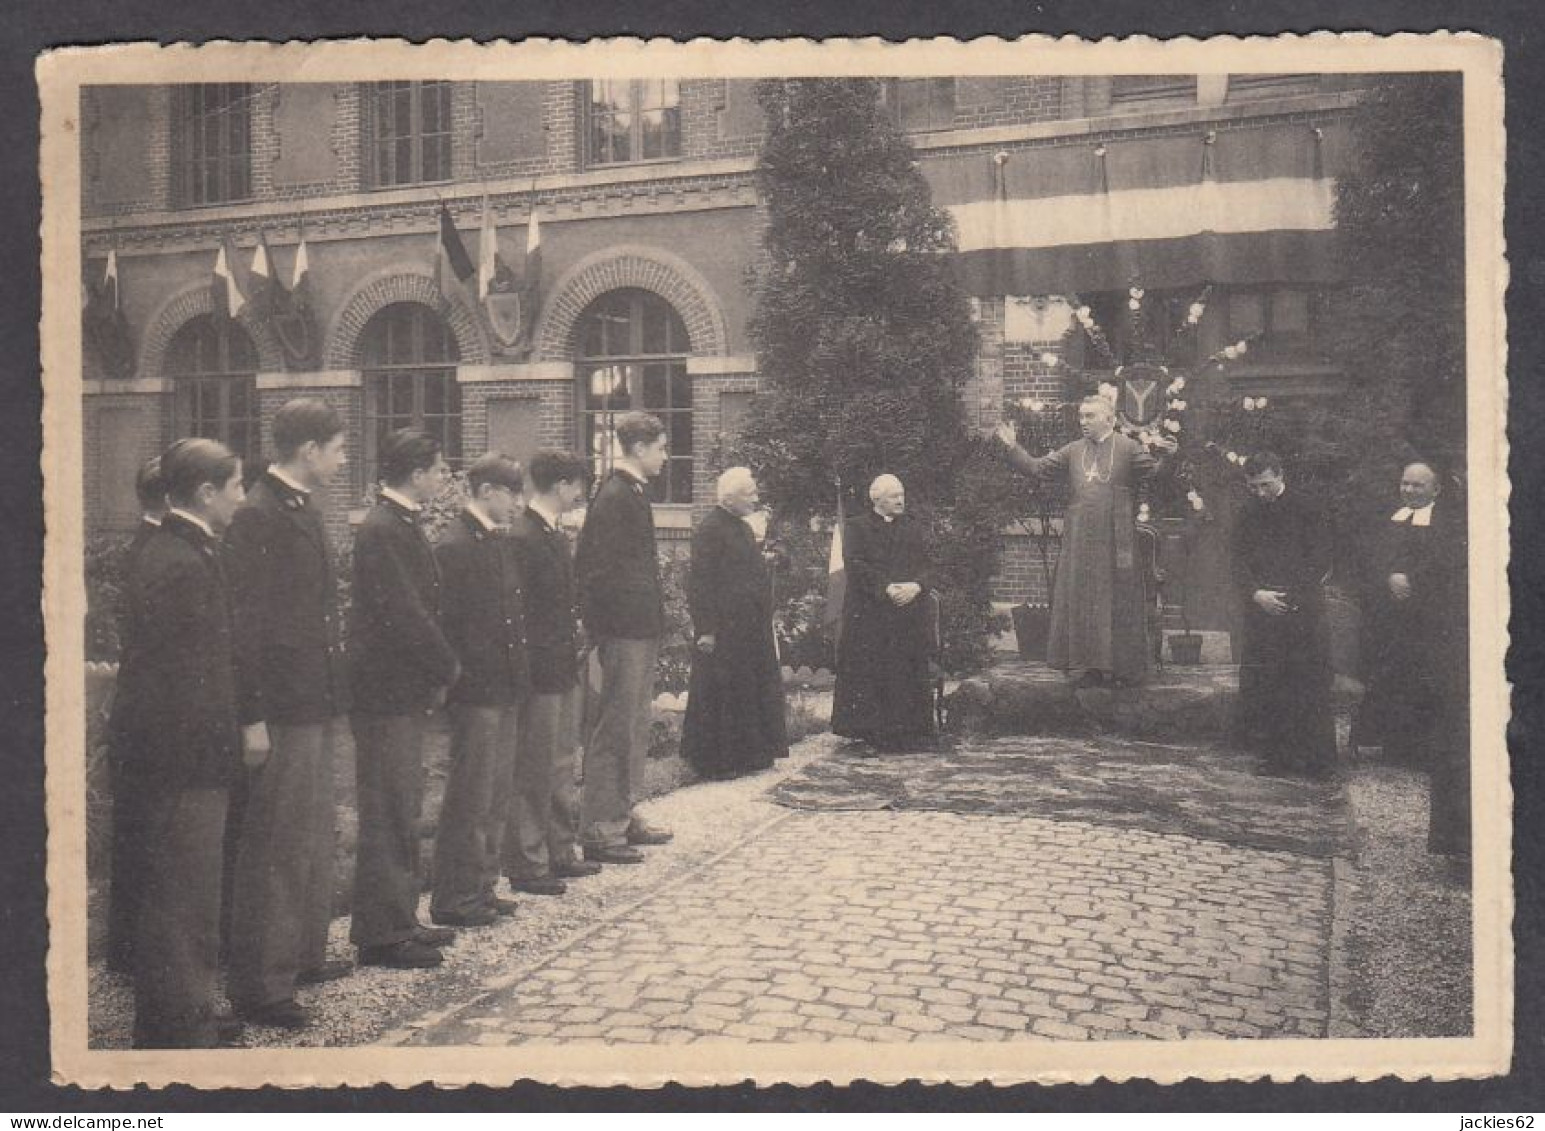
xmin=80 ymin=75 xmax=1368 ymax=619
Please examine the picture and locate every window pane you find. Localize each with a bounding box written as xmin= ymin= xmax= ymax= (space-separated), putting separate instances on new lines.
xmin=1271 ymin=290 xmax=1311 ymax=336
xmin=642 ymin=363 xmax=668 ymax=408
xmin=669 ymin=409 xmax=692 ymax=455
xmin=669 ymin=367 xmax=691 ymax=411
xmin=423 ymin=371 xmax=448 ymax=416
xmin=1229 ymin=292 xmax=1266 ymax=338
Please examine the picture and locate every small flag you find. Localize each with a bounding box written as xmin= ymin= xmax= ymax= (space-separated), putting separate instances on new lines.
xmin=477 ymin=194 xmax=499 ymax=302
xmin=269 ymin=234 xmax=318 ymax=371
xmin=436 ymin=202 xmax=475 ymax=302
xmin=84 ymin=250 xmax=134 ymax=379
xmin=248 ymin=233 xmax=275 ymax=322
xmin=103 ymin=249 xmax=120 ymax=311
xmin=212 ymin=236 xmax=246 ymax=320
xmin=824 ymin=488 xmax=848 ymax=650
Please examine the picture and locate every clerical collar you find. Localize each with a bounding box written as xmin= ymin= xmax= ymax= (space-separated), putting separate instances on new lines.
xmin=141 ymin=514 xmax=162 ymax=527
xmin=465 ymin=501 xmax=498 ymax=532
xmin=1392 ymin=503 xmax=1435 ymax=526
xmin=168 ymin=507 xmax=216 ymax=539
xmin=613 ymin=464 xmax=648 ymax=488
xmin=269 ymin=466 xmax=311 ymax=496
xmin=380 ymin=486 xmax=421 ymax=513
xmin=528 ymin=498 xmax=562 ymax=531
xmin=875 ymin=511 xmax=896 ymax=524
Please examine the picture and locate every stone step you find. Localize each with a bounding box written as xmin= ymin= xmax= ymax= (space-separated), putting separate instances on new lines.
xmin=947 ymin=660 xmax=1363 ymax=743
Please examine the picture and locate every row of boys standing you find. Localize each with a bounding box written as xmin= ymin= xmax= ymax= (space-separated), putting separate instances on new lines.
xmin=109 ymin=400 xmax=678 ymax=1048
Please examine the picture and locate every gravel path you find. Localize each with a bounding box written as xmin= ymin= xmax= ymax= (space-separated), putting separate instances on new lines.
xmin=1338 ymin=761 xmax=1473 ymax=1037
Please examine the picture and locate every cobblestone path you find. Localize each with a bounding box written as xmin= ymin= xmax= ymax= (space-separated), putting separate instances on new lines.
xmin=410 ymin=807 xmax=1332 ymax=1045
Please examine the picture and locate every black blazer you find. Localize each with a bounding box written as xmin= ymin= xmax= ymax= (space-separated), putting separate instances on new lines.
xmin=348 ymin=496 xmax=458 ymax=714
xmin=575 ymin=469 xmax=664 ymax=640
xmin=112 ymin=513 xmax=241 ymax=789
xmin=508 ymin=506 xmax=581 ymax=694
xmin=436 ymin=510 xmax=531 ymax=706
xmin=688 ymin=506 xmax=773 ymax=641
xmin=225 ymin=471 xmax=349 ymax=726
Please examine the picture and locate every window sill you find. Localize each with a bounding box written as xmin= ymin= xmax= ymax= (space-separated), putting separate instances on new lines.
xmin=585 ymin=155 xmax=683 ymax=173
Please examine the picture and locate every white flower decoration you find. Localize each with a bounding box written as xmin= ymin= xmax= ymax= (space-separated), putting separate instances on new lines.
xmin=1223 ymin=346 xmax=1239 ymax=360
xmin=1257 ymin=396 xmax=1269 ymax=409
xmin=1243 ymin=397 xmax=1257 ymax=411
xmin=1128 ymin=298 xmax=1141 ymax=311
xmin=1164 ymin=419 xmax=1181 ymax=434
xmin=1190 ymin=496 xmax=1206 ymax=512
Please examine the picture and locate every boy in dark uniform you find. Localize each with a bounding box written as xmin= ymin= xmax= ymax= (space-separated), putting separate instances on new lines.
xmin=574 ymin=412 xmax=674 ymax=864
xmin=225 ymin=399 xmax=352 ymax=1029
xmin=348 ymin=430 xmax=459 ymax=968
xmin=105 ymin=454 xmax=166 ymax=975
xmin=504 ymin=450 xmax=601 ymax=893
xmin=117 ymin=438 xmax=248 ymax=1047
xmin=430 ymin=452 xmax=531 ymax=926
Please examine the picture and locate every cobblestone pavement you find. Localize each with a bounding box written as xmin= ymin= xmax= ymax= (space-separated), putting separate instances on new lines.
xmin=410 ymin=807 xmax=1332 ymax=1045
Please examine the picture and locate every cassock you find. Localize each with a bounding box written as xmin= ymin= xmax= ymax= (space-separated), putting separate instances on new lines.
xmin=1231 ymin=485 xmax=1338 ymax=778
xmin=1356 ymin=497 xmax=1469 ymax=853
xmin=1006 ymin=433 xmax=1160 ymax=682
xmin=681 ymin=506 xmax=789 ymax=779
xmin=830 ymin=510 xmax=934 ymax=749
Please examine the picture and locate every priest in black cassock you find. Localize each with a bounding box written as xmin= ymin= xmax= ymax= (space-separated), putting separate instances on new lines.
xmin=831 ymin=474 xmax=936 ymax=752
xmin=1355 ymin=460 xmax=1469 ymax=857
xmin=681 ymin=468 xmax=789 ymax=779
xmin=1231 ymin=452 xmax=1338 ymax=779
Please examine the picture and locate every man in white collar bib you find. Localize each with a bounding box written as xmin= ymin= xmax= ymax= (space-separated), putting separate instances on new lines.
xmin=1354 ymin=460 xmax=1469 ymax=858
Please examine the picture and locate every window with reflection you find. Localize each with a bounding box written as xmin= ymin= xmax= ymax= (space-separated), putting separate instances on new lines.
xmin=167 ymin=314 xmax=260 ymax=468
xmin=1110 ymin=76 xmax=1199 ymax=105
xmin=576 ymin=288 xmax=694 ymax=503
xmin=1223 ymin=287 xmax=1322 ymax=360
xmin=365 ymin=81 xmax=453 ymax=187
xmin=881 ymin=79 xmax=957 ymax=132
xmin=588 ymin=80 xmax=682 ymax=166
xmin=172 ymin=84 xmax=253 ymax=206
xmin=361 ymin=302 xmax=462 ymax=479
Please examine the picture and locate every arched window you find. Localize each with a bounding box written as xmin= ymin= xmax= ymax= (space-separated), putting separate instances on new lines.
xmin=576 ymin=288 xmax=693 ymax=504
xmin=361 ymin=302 xmax=462 ymax=479
xmin=168 ymin=314 xmax=260 ymax=467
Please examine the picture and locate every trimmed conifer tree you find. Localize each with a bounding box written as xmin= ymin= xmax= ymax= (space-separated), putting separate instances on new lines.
xmin=735 ymin=78 xmax=1002 ymax=672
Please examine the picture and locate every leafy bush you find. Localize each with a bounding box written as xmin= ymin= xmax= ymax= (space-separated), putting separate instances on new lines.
xmin=85 ymin=533 xmax=133 ymax=662
xmin=732 ymin=79 xmax=997 ymax=675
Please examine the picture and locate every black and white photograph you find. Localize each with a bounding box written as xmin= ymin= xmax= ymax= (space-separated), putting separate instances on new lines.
xmin=38 ymin=34 xmax=1508 ymax=1088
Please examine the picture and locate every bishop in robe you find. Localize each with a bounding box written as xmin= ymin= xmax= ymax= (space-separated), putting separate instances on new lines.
xmin=995 ymin=396 xmax=1172 ymax=686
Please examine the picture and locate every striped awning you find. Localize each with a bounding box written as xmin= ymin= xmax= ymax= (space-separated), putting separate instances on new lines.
xmin=924 ymin=121 xmax=1343 ymax=296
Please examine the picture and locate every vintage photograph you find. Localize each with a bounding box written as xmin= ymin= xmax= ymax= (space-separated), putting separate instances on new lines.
xmin=39 ymin=35 xmax=1508 ymax=1087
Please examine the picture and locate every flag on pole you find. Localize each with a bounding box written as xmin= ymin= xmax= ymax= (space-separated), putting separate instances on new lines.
xmin=436 ymin=202 xmax=475 ymax=303
xmin=478 ymin=196 xmax=526 ymax=354
xmin=84 ymin=249 xmax=135 ymax=379
xmin=212 ymin=236 xmax=246 ymax=320
xmin=248 ymin=233 xmax=275 ymax=322
xmin=264 ymin=233 xmax=319 ymax=371
xmin=519 ymin=203 xmax=543 ymax=356
xmin=824 ymin=487 xmax=848 ymax=650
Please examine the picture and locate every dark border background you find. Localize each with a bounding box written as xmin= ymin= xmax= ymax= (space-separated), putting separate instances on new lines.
xmin=3 ymin=0 xmax=1540 ymax=1111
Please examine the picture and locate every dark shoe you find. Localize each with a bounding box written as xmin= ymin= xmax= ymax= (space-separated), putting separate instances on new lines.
xmin=484 ymin=896 xmax=520 ymax=916
xmin=626 ymin=823 xmax=674 ymax=846
xmin=413 ymin=924 xmax=458 ymax=947
xmin=296 ymin=959 xmax=353 ymax=986
xmin=431 ymin=907 xmax=498 ymax=928
xmin=238 ymin=999 xmax=313 ymax=1030
xmin=509 ymin=875 xmax=567 ymax=896
xmin=359 ymin=940 xmax=445 ymax=969
xmin=553 ymin=858 xmax=604 ymax=878
xmin=584 ymin=844 xmax=645 ymax=865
